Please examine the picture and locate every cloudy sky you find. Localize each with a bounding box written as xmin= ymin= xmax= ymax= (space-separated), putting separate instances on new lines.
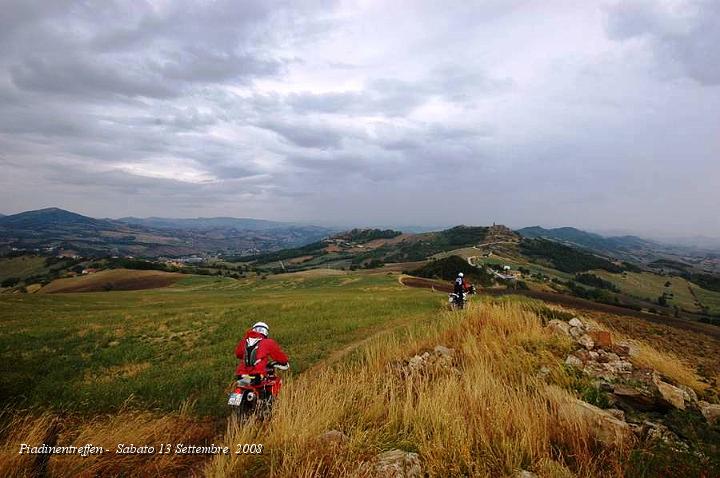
xmin=0 ymin=0 xmax=718 ymax=236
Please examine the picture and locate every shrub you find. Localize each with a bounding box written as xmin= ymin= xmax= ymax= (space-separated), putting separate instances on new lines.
xmin=1 ymin=277 xmax=20 ymax=288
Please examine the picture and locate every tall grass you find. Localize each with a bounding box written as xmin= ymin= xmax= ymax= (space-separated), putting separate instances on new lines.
xmin=206 ymin=302 xmax=629 ymax=477
xmin=0 ymin=403 xmax=215 ymax=477
xmin=3 ymin=299 xmax=700 ymax=476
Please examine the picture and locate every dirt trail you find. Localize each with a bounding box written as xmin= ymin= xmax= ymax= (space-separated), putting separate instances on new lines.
xmin=306 ymin=313 xmax=423 ymax=374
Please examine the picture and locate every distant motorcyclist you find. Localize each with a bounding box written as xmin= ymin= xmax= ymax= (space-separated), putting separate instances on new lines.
xmin=235 ymin=322 xmax=289 ymax=381
xmin=454 ymin=272 xmax=470 ymax=295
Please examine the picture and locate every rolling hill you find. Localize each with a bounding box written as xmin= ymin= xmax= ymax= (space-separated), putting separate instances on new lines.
xmin=517 ymin=226 xmax=656 ymax=255
xmin=0 ymin=208 xmax=332 ymax=258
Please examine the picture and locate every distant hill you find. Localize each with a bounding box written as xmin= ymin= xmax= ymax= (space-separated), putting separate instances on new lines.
xmin=0 ymin=208 xmax=332 ymax=258
xmin=117 ymin=216 xmax=310 ymax=231
xmin=241 ymin=225 xmax=493 ymax=271
xmin=517 ymin=226 xmax=654 ymax=253
xmin=515 ymin=225 xmax=720 ymax=273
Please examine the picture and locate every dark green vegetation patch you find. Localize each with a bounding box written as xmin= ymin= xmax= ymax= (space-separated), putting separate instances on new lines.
xmin=520 ymin=238 xmax=623 ymax=273
xmin=410 ymin=255 xmax=494 ymax=286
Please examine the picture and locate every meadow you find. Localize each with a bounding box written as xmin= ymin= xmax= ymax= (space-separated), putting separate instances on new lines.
xmin=0 ymin=270 xmax=439 ymax=416
xmin=2 ymin=269 xmax=718 ymax=477
xmin=593 ymin=270 xmax=708 ymax=313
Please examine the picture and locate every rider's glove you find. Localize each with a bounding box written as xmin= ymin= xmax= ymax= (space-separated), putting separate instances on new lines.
xmin=273 ymin=362 xmax=290 ymax=370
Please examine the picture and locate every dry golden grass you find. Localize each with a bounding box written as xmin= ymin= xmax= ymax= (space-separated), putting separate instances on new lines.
xmin=0 ymin=403 xmax=216 ymax=478
xmin=3 ymin=300 xmax=703 ymax=477
xmin=585 ymin=317 xmax=708 ymax=393
xmin=205 ymin=302 xmax=631 ymax=477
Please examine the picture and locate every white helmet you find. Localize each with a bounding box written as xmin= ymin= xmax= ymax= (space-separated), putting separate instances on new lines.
xmin=458 ymin=272 xmax=464 ymax=278
xmin=252 ymin=321 xmax=269 ymax=337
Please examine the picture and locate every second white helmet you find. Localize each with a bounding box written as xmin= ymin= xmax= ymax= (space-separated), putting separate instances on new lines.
xmin=458 ymin=272 xmax=464 ymax=278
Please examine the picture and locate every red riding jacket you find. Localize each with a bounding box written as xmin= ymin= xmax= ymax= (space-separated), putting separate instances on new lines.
xmin=234 ymin=330 xmax=289 ymax=376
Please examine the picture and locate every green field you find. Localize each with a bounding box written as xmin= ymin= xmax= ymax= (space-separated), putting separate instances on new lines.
xmin=691 ymin=284 xmax=720 ymax=315
xmin=0 ymin=270 xmax=441 ymax=416
xmin=0 ymin=256 xmax=48 ymax=283
xmin=592 ymin=270 xmax=710 ymax=312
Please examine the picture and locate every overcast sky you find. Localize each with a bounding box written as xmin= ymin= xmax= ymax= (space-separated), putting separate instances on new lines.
xmin=0 ymin=0 xmax=718 ymax=236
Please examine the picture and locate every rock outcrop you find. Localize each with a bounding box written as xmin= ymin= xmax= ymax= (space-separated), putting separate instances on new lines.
xmin=372 ymin=450 xmax=422 ymax=478
xmin=699 ymin=401 xmax=720 ymax=425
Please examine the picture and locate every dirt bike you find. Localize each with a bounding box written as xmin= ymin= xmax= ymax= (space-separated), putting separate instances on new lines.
xmin=228 ymin=363 xmax=288 ymax=420
xmin=448 ymin=285 xmax=476 ymax=310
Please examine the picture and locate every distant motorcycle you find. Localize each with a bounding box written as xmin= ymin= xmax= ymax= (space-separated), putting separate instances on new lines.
xmin=228 ymin=363 xmax=288 ymax=420
xmin=449 ymin=285 xmax=476 ymax=310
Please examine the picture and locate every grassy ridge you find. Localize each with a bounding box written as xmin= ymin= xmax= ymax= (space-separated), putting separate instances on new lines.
xmin=0 ymin=272 xmax=439 ymax=416
xmin=208 ymin=299 xmax=671 ymax=477
xmin=1 ymin=280 xmax=715 ymax=477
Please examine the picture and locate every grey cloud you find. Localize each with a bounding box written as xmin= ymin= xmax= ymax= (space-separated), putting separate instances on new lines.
xmin=606 ymin=0 xmax=720 ymax=85
xmin=1 ymin=0 xmax=288 ymax=100
xmin=288 ymin=69 xmax=511 ymax=117
xmin=10 ymin=55 xmax=178 ymax=99
xmin=1 ymin=1 xmax=718 ymax=236
xmin=257 ymin=119 xmax=348 ymax=149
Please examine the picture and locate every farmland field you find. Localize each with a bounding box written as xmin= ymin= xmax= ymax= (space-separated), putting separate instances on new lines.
xmin=592 ymin=270 xmax=708 ymax=312
xmin=691 ymin=284 xmax=720 ymax=315
xmin=0 ymin=255 xmax=48 ymax=282
xmin=38 ymin=268 xmax=185 ymax=293
xmin=0 ymin=270 xmax=439 ymax=416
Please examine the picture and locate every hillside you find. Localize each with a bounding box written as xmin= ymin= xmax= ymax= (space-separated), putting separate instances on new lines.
xmin=518 ymin=226 xmax=720 ymax=274
xmin=517 ymin=226 xmax=654 ymax=254
xmin=0 ymin=208 xmax=332 ymax=258
xmin=117 ymin=216 xmax=318 ymax=232
xmin=1 ymin=271 xmax=719 ymax=476
xmin=38 ymin=269 xmax=184 ymax=293
xmin=240 ymin=225 xmax=494 ymax=272
xmin=236 ymin=224 xmax=720 ymax=321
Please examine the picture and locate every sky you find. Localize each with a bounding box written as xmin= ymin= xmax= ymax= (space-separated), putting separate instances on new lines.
xmin=0 ymin=0 xmax=718 ymax=237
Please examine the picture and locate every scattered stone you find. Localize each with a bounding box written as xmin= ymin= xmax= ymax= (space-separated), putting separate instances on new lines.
xmin=610 ymin=344 xmax=631 ymax=356
xmin=569 ymin=326 xmax=585 ymax=340
xmin=699 ymin=401 xmax=720 ymax=425
xmin=606 ymin=408 xmax=626 ymax=421
xmin=679 ymin=385 xmax=698 ymax=404
xmin=513 ymin=471 xmax=538 ymax=478
xmin=653 ymin=379 xmax=686 ymax=410
xmin=588 ymin=351 xmax=599 ymax=361
xmin=571 ymin=400 xmax=631 ymax=446
xmin=547 ymin=319 xmax=571 ymax=336
xmin=641 ymin=421 xmax=688 ymax=450
xmin=596 ymin=349 xmax=610 ymax=363
xmin=604 ymin=359 xmax=633 ymax=376
xmin=578 ymin=334 xmax=595 ymax=350
xmin=565 ymin=355 xmax=584 ymax=369
xmin=319 ymin=430 xmax=349 ymax=447
xmin=373 ymin=450 xmax=422 ymax=478
xmin=537 ymin=366 xmax=551 ymax=380
xmin=568 ymin=318 xmax=584 ymax=329
xmin=595 ymin=380 xmax=614 ymax=393
xmin=613 ymin=384 xmax=662 ymax=412
xmin=588 ymin=330 xmax=612 ymax=348
xmin=572 ymin=349 xmax=592 ymax=363
xmin=397 ymin=345 xmax=459 ymax=376
xmin=433 ymin=345 xmax=455 ymax=357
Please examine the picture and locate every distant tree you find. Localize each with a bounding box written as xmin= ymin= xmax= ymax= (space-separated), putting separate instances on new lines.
xmin=1 ymin=277 xmax=20 ymax=288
